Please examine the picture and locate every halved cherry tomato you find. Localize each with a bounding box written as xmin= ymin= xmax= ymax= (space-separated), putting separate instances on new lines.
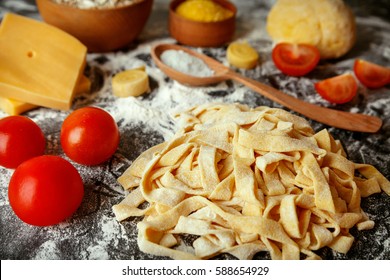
xmin=8 ymin=155 xmax=84 ymax=226
xmin=61 ymin=107 xmax=120 ymax=166
xmin=354 ymin=59 xmax=390 ymax=89
xmin=314 ymin=74 xmax=358 ymax=104
xmin=0 ymin=116 xmax=45 ymax=169
xmin=272 ymin=43 xmax=320 ymax=76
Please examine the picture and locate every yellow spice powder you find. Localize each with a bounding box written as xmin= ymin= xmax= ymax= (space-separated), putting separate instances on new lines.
xmin=176 ymin=0 xmax=233 ymax=22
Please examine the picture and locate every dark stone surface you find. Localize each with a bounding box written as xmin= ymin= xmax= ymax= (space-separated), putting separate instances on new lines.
xmin=0 ymin=0 xmax=389 ymax=260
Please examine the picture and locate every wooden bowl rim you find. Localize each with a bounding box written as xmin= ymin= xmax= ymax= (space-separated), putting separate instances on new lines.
xmin=37 ymin=0 xmax=153 ymax=13
xmin=169 ymin=0 xmax=237 ymax=24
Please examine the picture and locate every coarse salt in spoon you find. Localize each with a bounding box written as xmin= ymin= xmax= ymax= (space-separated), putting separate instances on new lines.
xmin=151 ymin=43 xmax=382 ymax=133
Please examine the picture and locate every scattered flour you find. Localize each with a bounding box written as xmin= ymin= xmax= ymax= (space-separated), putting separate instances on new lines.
xmin=79 ymin=213 xmax=129 ymax=259
xmin=85 ymin=245 xmax=110 ymax=259
xmin=33 ymin=240 xmax=62 ymax=260
xmin=110 ymin=73 xmax=248 ymax=141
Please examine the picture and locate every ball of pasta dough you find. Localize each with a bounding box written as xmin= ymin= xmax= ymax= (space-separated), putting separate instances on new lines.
xmin=266 ymin=0 xmax=356 ymax=59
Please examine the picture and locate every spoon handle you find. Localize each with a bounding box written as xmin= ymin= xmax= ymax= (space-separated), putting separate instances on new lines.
xmin=225 ymin=71 xmax=382 ymax=133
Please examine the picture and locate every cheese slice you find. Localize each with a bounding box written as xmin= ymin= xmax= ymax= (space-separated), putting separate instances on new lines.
xmin=227 ymin=41 xmax=259 ymax=69
xmin=112 ymin=66 xmax=150 ymax=97
xmin=0 ymin=75 xmax=91 ymax=115
xmin=0 ymin=13 xmax=87 ymax=110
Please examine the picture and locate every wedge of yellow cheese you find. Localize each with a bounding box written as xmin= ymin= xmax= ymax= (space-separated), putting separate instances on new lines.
xmin=0 ymin=98 xmax=37 ymax=116
xmin=75 ymin=75 xmax=92 ymax=95
xmin=0 ymin=75 xmax=91 ymax=115
xmin=0 ymin=13 xmax=87 ymax=110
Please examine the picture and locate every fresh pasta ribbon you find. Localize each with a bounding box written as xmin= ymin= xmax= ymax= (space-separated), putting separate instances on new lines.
xmin=114 ymin=103 xmax=390 ymax=260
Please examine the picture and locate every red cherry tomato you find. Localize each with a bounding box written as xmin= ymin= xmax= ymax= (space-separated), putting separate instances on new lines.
xmin=8 ymin=155 xmax=84 ymax=226
xmin=60 ymin=107 xmax=120 ymax=166
xmin=354 ymin=59 xmax=390 ymax=89
xmin=272 ymin=42 xmax=320 ymax=76
xmin=0 ymin=116 xmax=45 ymax=169
xmin=314 ymin=74 xmax=358 ymax=104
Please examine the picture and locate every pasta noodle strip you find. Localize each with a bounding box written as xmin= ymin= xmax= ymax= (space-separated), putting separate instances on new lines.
xmin=301 ymin=152 xmax=335 ymax=213
xmin=157 ymin=143 xmax=194 ymax=167
xmin=140 ymin=154 xmax=186 ymax=207
xmin=198 ymin=146 xmax=220 ymax=193
xmin=238 ymin=129 xmax=326 ymax=156
xmin=355 ymin=164 xmax=390 ymax=195
xmin=323 ymin=152 xmax=355 ymax=179
xmin=112 ymin=187 xmax=150 ymax=221
xmin=280 ymin=195 xmax=310 ymax=239
xmin=118 ymin=142 xmax=167 ymax=189
xmin=233 ymin=158 xmax=264 ymax=215
xmin=256 ymin=152 xmax=300 ymax=174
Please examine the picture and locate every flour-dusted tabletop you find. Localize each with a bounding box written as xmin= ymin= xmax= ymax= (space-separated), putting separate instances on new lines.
xmin=0 ymin=0 xmax=389 ymax=260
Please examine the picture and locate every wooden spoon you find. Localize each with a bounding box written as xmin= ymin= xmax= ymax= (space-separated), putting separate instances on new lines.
xmin=151 ymin=44 xmax=382 ymax=133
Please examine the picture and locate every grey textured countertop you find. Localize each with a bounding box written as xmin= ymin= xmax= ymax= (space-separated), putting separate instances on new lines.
xmin=0 ymin=0 xmax=389 ymax=260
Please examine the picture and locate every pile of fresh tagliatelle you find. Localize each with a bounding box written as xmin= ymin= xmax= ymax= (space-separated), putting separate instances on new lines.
xmin=113 ymin=103 xmax=390 ymax=260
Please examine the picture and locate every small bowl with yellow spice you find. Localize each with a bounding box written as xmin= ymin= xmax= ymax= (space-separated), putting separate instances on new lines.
xmin=169 ymin=0 xmax=237 ymax=47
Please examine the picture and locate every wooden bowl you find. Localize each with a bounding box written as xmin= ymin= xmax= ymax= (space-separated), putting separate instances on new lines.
xmin=169 ymin=0 xmax=236 ymax=47
xmin=36 ymin=0 xmax=154 ymax=52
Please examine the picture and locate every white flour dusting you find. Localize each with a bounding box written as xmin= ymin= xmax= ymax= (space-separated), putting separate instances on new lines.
xmin=1 ymin=0 xmax=389 ymax=261
xmin=51 ymin=0 xmax=142 ymax=9
xmin=160 ymin=49 xmax=214 ymax=77
xmin=33 ymin=240 xmax=62 ymax=260
xmin=110 ymin=79 xmax=248 ymax=140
